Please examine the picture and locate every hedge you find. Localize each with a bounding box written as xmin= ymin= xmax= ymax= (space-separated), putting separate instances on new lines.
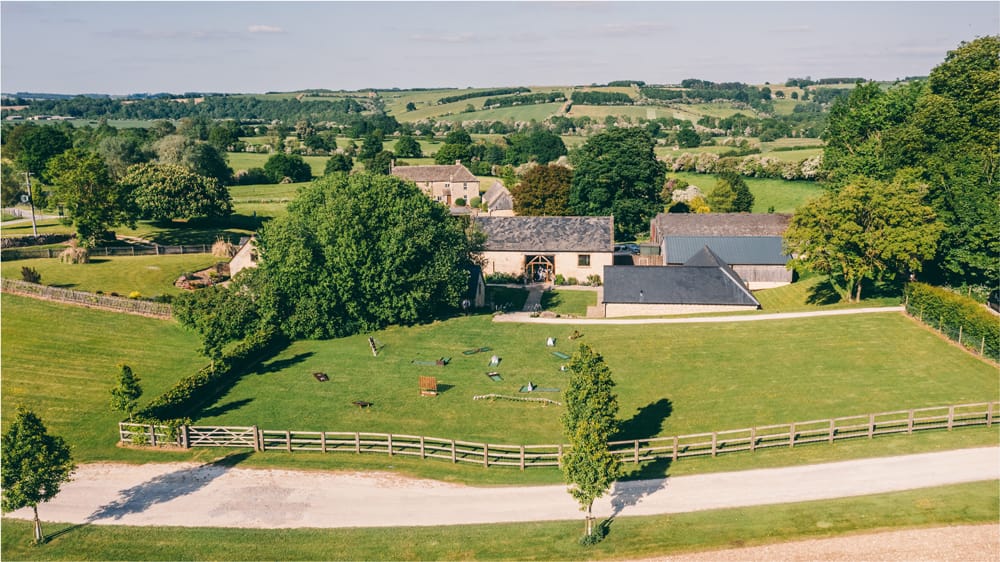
xmin=138 ymin=326 xmax=286 ymax=422
xmin=905 ymin=282 xmax=999 ymax=361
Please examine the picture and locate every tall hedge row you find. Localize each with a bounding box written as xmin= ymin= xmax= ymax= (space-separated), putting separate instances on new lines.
xmin=138 ymin=326 xmax=286 ymax=422
xmin=904 ymin=282 xmax=999 ymax=361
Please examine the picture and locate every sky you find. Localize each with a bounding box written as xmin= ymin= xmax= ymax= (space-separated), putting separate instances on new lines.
xmin=2 ymin=1 xmax=997 ymax=95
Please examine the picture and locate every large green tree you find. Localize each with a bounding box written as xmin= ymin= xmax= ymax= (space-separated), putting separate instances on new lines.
xmin=46 ymin=149 xmax=136 ymax=247
xmin=1 ymin=408 xmax=76 ymax=544
xmin=784 ymin=175 xmax=943 ymax=302
xmin=120 ymin=163 xmax=232 ymax=221
xmin=263 ymin=153 xmax=312 ymax=183
xmin=820 ymin=37 xmax=999 ymax=288
xmin=324 ymin=153 xmax=353 ymax=175
xmin=252 ymin=172 xmax=473 ymax=339
xmin=393 ymin=134 xmax=423 ymax=158
xmin=504 ymin=129 xmax=567 ymax=165
xmin=3 ymin=123 xmax=72 ymax=182
xmin=569 ymin=127 xmax=666 ymax=240
xmin=173 ymin=285 xmax=263 ymax=361
xmin=561 ymin=344 xmax=621 ymax=539
xmin=707 ymin=172 xmax=753 ymax=213
xmin=511 ymin=163 xmax=573 ymax=216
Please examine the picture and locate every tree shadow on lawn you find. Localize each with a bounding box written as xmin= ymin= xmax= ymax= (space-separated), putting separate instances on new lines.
xmin=253 ymin=352 xmax=314 ymax=375
xmin=86 ymin=451 xmax=253 ymax=522
xmin=138 ymin=215 xmax=269 ymax=246
xmin=196 ymin=397 xmax=255 ymax=419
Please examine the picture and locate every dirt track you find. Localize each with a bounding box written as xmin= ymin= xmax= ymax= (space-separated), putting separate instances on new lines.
xmin=6 ymin=447 xmax=997 ymax=530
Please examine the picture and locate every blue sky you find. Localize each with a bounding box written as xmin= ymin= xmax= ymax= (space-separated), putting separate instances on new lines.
xmin=2 ymin=1 xmax=997 ymax=95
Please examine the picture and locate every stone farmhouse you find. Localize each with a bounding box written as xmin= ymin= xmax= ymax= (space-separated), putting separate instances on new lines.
xmin=483 ymin=181 xmax=514 ymax=216
xmin=475 ymin=216 xmax=614 ymax=283
xmin=649 ymin=213 xmax=793 ymax=289
xmin=390 ymin=162 xmax=480 ymax=208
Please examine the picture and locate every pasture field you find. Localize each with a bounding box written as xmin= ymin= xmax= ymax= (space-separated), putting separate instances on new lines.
xmin=226 ymin=152 xmax=327 ymax=177
xmin=228 ymin=182 xmax=300 ymax=202
xmin=434 ymin=103 xmax=565 ymax=124
xmin=762 ymin=137 xmax=826 ymax=149
xmin=764 ymin=147 xmax=824 ymax=161
xmin=0 ymin=254 xmax=222 ymax=297
xmin=566 ymin=105 xmax=656 ymax=121
xmin=663 ymin=171 xmax=822 ymax=213
xmin=1 ymin=294 xmax=997 ymax=483
xmin=3 ymin=481 xmax=995 ymax=561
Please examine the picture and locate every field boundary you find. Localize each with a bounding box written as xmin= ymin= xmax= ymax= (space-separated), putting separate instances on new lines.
xmin=1 ymin=243 xmax=214 ymax=261
xmin=1 ymin=278 xmax=173 ymax=318
xmin=119 ymin=400 xmax=998 ymax=469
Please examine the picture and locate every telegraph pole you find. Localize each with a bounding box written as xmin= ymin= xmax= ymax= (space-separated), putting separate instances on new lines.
xmin=24 ymin=172 xmax=38 ymax=236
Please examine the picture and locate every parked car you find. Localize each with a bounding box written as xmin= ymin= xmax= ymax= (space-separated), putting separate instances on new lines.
xmin=614 ymin=243 xmax=640 ymax=255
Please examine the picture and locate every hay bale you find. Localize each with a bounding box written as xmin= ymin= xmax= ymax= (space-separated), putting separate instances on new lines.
xmin=59 ymin=246 xmax=89 ymax=264
xmin=211 ymin=239 xmax=237 ymax=258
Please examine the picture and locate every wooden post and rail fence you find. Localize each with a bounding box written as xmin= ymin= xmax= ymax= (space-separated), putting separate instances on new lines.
xmin=2 ymin=278 xmax=172 ymax=318
xmin=0 ymin=243 xmax=217 ymax=261
xmin=119 ymin=400 xmax=998 ymax=470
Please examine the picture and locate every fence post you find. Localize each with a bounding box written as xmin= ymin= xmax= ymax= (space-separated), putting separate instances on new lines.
xmin=285 ymin=430 xmax=291 ymax=452
xmin=789 ymin=423 xmax=795 ymax=448
xmin=981 ymin=336 xmax=986 ymax=356
xmin=451 ymin=440 xmax=456 ymax=463
xmin=958 ymin=325 xmax=963 ymax=346
xmin=828 ymin=419 xmax=835 ymax=444
xmin=388 ymin=434 xmax=393 ymax=457
xmin=868 ymin=414 xmax=875 ymax=439
xmin=520 ymin=445 xmax=525 ymax=471
xmin=149 ymin=425 xmax=157 ymax=447
xmin=180 ymin=425 xmax=189 ymax=449
xmin=252 ymin=425 xmax=260 ymax=451
xmin=483 ymin=443 xmax=489 ymax=467
xmin=634 ymin=440 xmax=640 ymax=464
xmin=750 ymin=427 xmax=756 ymax=452
xmin=988 ymin=403 xmax=994 ymax=428
xmin=672 ymin=436 xmax=679 ymax=460
xmin=947 ymin=406 xmax=954 ymax=431
xmin=711 ymin=432 xmax=718 ymax=457
xmin=907 ymin=410 xmax=914 ymax=434
xmin=320 ymin=432 xmax=327 ymax=453
xmin=557 ymin=444 xmax=563 ymax=467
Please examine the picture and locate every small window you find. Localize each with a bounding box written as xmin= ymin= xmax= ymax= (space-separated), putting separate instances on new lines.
xmin=578 ymin=254 xmax=591 ymax=267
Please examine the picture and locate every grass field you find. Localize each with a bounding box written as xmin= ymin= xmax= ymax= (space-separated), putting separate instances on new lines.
xmin=226 ymin=152 xmax=327 ymax=177
xmin=1 ymin=254 xmax=222 ymax=297
xmin=435 ymin=103 xmax=565 ymax=124
xmin=664 ymin=171 xmax=823 ymax=213
xmin=542 ymin=289 xmax=597 ymax=316
xmin=2 ymin=481 xmax=995 ymax=561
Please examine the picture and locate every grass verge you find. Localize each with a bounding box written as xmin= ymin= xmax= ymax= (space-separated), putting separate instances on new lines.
xmin=2 ymin=481 xmax=995 ymax=560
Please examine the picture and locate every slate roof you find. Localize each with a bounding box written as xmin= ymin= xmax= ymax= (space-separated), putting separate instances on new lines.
xmin=651 ymin=213 xmax=791 ymax=243
xmin=602 ymin=247 xmax=760 ymax=307
xmin=390 ymin=163 xmax=478 ymax=184
xmin=484 ymin=181 xmax=513 ymax=211
xmin=664 ymin=236 xmax=789 ymax=265
xmin=475 ymin=216 xmax=613 ymax=253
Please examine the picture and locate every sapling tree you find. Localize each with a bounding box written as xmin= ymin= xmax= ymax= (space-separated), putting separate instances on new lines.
xmin=561 ymin=343 xmax=621 ymax=541
xmin=109 ymin=364 xmax=143 ymax=422
xmin=1 ymin=408 xmax=76 ymax=544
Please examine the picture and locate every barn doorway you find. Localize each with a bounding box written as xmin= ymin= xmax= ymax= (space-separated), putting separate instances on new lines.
xmin=525 ymin=255 xmax=555 ymax=283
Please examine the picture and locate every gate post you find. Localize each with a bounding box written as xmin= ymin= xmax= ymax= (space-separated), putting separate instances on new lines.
xmin=252 ymin=425 xmax=260 ymax=452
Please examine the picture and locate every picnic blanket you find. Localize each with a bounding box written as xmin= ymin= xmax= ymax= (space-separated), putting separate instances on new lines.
xmin=551 ymin=351 xmax=571 ymax=360
xmin=519 ymin=385 xmax=560 ymax=393
xmin=411 ymin=357 xmax=450 ymax=366
xmin=462 ymin=347 xmax=492 ymax=356
xmin=485 ymin=372 xmax=503 ymax=382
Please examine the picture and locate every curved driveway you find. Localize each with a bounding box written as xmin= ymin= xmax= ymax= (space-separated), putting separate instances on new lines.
xmin=6 ymin=446 xmax=996 ymax=529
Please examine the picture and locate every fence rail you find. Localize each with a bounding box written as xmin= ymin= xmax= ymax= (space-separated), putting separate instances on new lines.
xmin=2 ymin=278 xmax=172 ymax=318
xmin=1 ymin=243 xmax=215 ymax=261
xmin=118 ymin=400 xmax=998 ymax=470
xmin=905 ymin=300 xmax=1000 ymax=362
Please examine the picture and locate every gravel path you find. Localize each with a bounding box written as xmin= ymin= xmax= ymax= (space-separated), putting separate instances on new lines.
xmin=6 ymin=447 xmax=996 ymax=530
xmin=493 ymin=306 xmax=906 ymax=324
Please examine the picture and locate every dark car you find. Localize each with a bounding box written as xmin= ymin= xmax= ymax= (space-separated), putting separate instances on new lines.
xmin=614 ymin=243 xmax=640 ymax=255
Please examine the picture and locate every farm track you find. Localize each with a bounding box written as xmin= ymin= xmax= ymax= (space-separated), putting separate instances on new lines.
xmin=5 ymin=447 xmax=996 ymax=530
xmin=494 ymin=306 xmax=906 ymax=324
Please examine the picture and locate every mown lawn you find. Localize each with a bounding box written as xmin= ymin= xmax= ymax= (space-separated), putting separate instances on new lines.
xmin=3 ymin=481 xmax=995 ymax=561
xmin=225 ymin=152 xmax=328 ymax=177
xmin=542 ymin=289 xmax=597 ymax=316
xmin=1 ymin=254 xmax=223 ymax=297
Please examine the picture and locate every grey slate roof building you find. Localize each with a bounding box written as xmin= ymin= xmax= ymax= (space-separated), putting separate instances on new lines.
xmin=483 ymin=181 xmax=513 ymax=212
xmin=603 ymin=247 xmax=760 ymax=308
xmin=650 ymin=213 xmax=791 ymax=245
xmin=475 ymin=216 xmax=613 ymax=253
xmin=664 ymin=236 xmax=789 ymax=266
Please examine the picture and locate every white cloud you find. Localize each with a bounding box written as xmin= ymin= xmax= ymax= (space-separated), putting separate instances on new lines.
xmin=248 ymin=24 xmax=285 ymax=34
xmin=410 ymin=32 xmax=475 ymax=44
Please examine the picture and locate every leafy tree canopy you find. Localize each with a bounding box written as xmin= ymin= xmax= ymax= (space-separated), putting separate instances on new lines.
xmin=109 ymin=364 xmax=143 ymax=422
xmin=3 ymin=123 xmax=72 ymax=181
xmin=120 ymin=163 xmax=232 ymax=221
xmin=324 ymin=153 xmax=353 ymax=175
xmin=569 ymin=127 xmax=666 ymax=240
xmin=263 ymin=152 xmax=312 ymax=183
xmin=46 ymin=149 xmax=136 ymax=246
xmin=504 ymin=129 xmax=567 ymax=165
xmin=252 ymin=172 xmax=474 ymax=339
xmin=173 ymin=285 xmax=263 ymax=360
xmin=393 ymin=134 xmax=423 ymax=158
xmin=1 ymin=407 xmax=75 ymax=544
xmin=784 ymin=174 xmax=943 ymax=301
xmin=511 ymin=163 xmax=573 ymax=216
xmin=707 ymin=172 xmax=754 ymax=213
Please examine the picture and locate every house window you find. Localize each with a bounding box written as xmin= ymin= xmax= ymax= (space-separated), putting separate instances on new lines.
xmin=578 ymin=254 xmax=591 ymax=267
